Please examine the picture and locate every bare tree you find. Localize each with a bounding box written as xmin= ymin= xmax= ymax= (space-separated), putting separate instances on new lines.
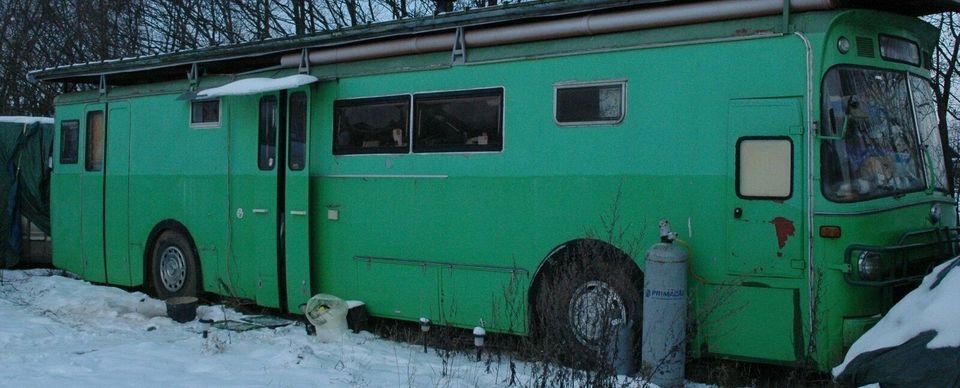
xmin=929 ymin=12 xmax=960 ymax=193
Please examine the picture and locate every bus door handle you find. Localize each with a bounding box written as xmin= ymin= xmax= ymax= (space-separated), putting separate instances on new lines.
xmin=252 ymin=208 xmax=269 ymax=214
xmin=290 ymin=210 xmax=307 ymax=216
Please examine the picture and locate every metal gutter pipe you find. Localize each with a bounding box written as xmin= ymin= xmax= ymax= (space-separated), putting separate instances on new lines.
xmin=280 ymin=0 xmax=836 ymax=67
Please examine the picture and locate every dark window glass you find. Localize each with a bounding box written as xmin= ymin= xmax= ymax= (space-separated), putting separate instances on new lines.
xmin=85 ymin=111 xmax=104 ymax=171
xmin=556 ymin=83 xmax=624 ymax=124
xmin=259 ymin=96 xmax=277 ymax=170
xmin=60 ymin=120 xmax=79 ymax=164
xmin=334 ymin=96 xmax=409 ymax=155
xmin=879 ymin=35 xmax=920 ymax=66
xmin=191 ymin=99 xmax=220 ymax=126
xmin=288 ymin=92 xmax=307 ymax=170
xmin=413 ymin=88 xmax=503 ymax=153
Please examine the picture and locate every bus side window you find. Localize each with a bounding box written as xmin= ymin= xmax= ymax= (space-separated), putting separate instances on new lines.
xmin=554 ymin=81 xmax=625 ymax=125
xmin=288 ymin=92 xmax=307 ymax=170
xmin=413 ymin=88 xmax=503 ymax=153
xmin=190 ymin=99 xmax=220 ymax=127
xmin=332 ymin=95 xmax=409 ymax=155
xmin=736 ymin=137 xmax=793 ymax=199
xmin=85 ymin=111 xmax=104 ymax=171
xmin=259 ymin=96 xmax=277 ymax=170
xmin=60 ymin=120 xmax=79 ymax=164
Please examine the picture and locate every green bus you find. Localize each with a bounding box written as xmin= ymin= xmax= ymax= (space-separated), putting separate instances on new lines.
xmin=32 ymin=0 xmax=960 ymax=371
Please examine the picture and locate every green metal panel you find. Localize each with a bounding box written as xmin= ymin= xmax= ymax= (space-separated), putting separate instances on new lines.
xmin=51 ymin=107 xmax=85 ymax=275
xmin=229 ymin=93 xmax=280 ymax=308
xmin=356 ymin=258 xmax=441 ymax=322
xmin=105 ymin=101 xmax=132 ymax=285
xmin=308 ymin=31 xmax=809 ymax=335
xmin=81 ymin=103 xmax=106 ymax=283
xmin=441 ymin=267 xmax=530 ymax=333
xmin=725 ymin=98 xmax=806 ymax=278
xmin=702 ymin=286 xmax=800 ymax=363
xmin=284 ymin=86 xmax=313 ymax=311
xmin=123 ymin=93 xmax=230 ymax=293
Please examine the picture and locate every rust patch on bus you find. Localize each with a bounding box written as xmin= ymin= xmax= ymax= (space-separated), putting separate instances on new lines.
xmin=771 ymin=217 xmax=795 ymax=249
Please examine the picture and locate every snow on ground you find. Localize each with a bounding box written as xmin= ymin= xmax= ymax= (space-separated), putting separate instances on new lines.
xmin=0 ymin=269 xmax=706 ymax=388
xmin=833 ymin=256 xmax=960 ymax=376
xmin=0 ymin=116 xmax=54 ymax=124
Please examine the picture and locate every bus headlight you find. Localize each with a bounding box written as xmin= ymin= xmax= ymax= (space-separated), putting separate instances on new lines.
xmin=857 ymin=251 xmax=883 ymax=281
xmin=838 ymin=37 xmax=851 ymax=54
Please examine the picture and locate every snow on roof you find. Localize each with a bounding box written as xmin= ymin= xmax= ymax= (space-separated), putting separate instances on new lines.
xmin=0 ymin=116 xmax=54 ymax=125
xmin=833 ymin=256 xmax=960 ymax=376
xmin=195 ymin=74 xmax=319 ymax=99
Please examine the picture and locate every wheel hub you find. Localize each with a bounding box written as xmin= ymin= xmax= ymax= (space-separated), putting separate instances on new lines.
xmin=568 ymin=280 xmax=626 ymax=347
xmin=159 ymin=246 xmax=187 ymax=292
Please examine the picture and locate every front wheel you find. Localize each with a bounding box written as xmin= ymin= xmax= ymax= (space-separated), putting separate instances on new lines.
xmin=149 ymin=231 xmax=199 ymax=299
xmin=531 ymin=242 xmax=642 ymax=367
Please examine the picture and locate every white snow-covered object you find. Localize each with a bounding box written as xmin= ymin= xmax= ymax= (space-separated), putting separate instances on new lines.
xmin=0 ymin=116 xmax=53 ymax=125
xmin=194 ymin=74 xmax=318 ymax=99
xmin=834 ymin=256 xmax=960 ymax=377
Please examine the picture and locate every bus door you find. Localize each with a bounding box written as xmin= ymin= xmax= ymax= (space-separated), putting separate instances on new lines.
xmin=229 ymin=87 xmax=312 ymax=312
xmin=726 ymin=98 xmax=805 ymax=278
xmin=80 ymin=104 xmax=106 ymax=282
xmin=231 ymin=93 xmax=282 ymax=308
xmin=104 ymin=101 xmax=131 ymax=284
xmin=715 ymin=98 xmax=805 ymax=363
xmin=283 ymin=87 xmax=313 ymax=312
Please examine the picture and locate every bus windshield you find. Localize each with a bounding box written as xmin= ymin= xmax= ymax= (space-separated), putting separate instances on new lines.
xmin=820 ymin=67 xmax=942 ymax=202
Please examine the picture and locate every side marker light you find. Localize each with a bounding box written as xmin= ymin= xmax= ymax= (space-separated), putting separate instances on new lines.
xmin=820 ymin=226 xmax=842 ymax=239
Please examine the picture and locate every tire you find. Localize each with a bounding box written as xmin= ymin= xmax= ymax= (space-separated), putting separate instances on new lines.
xmin=531 ymin=241 xmax=643 ymax=368
xmin=149 ymin=231 xmax=200 ymax=299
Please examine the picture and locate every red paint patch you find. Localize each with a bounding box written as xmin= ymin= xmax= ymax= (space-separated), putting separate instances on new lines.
xmin=771 ymin=217 xmax=795 ymax=249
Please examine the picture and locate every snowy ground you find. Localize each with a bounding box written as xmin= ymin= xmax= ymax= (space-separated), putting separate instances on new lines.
xmin=0 ymin=269 xmax=704 ymax=388
xmin=9 ymin=259 xmax=956 ymax=387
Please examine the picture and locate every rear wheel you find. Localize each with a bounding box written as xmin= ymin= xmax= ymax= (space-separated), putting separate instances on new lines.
xmin=532 ymin=242 xmax=642 ymax=367
xmin=149 ymin=231 xmax=199 ymax=299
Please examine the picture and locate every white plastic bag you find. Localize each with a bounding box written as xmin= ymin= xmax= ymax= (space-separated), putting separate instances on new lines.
xmin=304 ymin=294 xmax=349 ymax=342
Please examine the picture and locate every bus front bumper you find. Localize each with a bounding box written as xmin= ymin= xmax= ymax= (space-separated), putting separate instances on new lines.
xmin=843 ymin=227 xmax=959 ymax=287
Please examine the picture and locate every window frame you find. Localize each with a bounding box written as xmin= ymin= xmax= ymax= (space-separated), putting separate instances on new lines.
xmin=258 ymin=95 xmax=278 ymax=171
xmin=818 ymin=64 xmax=931 ymax=203
xmin=412 ymin=87 xmax=505 ymax=154
xmin=553 ymin=79 xmax=626 ymax=126
xmin=189 ymin=98 xmax=221 ymax=128
xmin=85 ymin=111 xmax=105 ymax=172
xmin=332 ymin=94 xmax=412 ymax=156
xmin=879 ymin=34 xmax=921 ymax=67
xmin=907 ymin=73 xmax=949 ymax=193
xmin=735 ymin=136 xmax=794 ymax=200
xmin=288 ymin=91 xmax=308 ymax=170
xmin=59 ymin=120 xmax=80 ymax=164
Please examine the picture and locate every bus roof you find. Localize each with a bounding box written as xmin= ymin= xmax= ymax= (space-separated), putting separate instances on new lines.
xmin=30 ymin=0 xmax=959 ymax=86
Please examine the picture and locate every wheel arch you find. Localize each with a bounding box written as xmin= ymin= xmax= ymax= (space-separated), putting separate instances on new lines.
xmin=142 ymin=219 xmax=202 ymax=292
xmin=527 ymin=238 xmax=644 ymax=325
